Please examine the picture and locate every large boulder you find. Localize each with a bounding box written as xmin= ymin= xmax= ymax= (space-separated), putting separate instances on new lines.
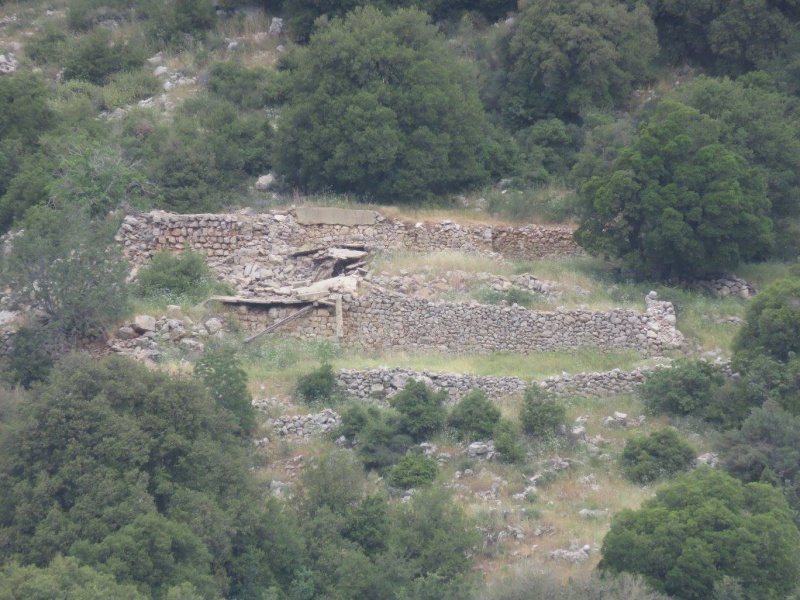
xmin=132 ymin=315 xmax=157 ymax=334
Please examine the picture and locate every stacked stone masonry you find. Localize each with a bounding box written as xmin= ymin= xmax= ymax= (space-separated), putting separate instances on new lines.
xmin=117 ymin=209 xmax=584 ymax=268
xmin=336 ymin=366 xmax=657 ymax=404
xmin=229 ymin=289 xmax=684 ymax=356
xmin=342 ymin=288 xmax=682 ymax=356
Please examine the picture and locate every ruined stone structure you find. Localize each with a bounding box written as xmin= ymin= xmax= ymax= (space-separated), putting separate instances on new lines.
xmin=224 ymin=289 xmax=684 ymax=356
xmin=117 ymin=208 xmax=582 ymax=270
xmin=117 ymin=208 xmax=685 ymax=358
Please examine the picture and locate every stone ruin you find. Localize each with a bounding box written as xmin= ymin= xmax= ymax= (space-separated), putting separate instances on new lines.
xmin=115 ymin=208 xmax=686 ymax=358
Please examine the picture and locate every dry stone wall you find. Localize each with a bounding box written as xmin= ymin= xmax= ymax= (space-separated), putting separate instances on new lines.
xmin=225 ymin=289 xmax=683 ymax=356
xmin=116 ymin=209 xmax=584 ymax=270
xmin=336 ymin=366 xmax=658 ymax=404
xmin=341 ymin=289 xmax=683 ymax=356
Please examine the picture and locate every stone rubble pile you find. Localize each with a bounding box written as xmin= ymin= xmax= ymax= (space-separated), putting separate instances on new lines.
xmin=694 ymin=276 xmax=757 ymax=299
xmin=267 ymin=409 xmax=340 ymax=439
xmin=368 ymin=269 xmax=588 ymax=302
xmin=108 ymin=312 xmax=225 ymax=363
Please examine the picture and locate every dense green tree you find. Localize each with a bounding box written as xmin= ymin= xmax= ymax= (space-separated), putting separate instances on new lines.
xmin=0 ymin=556 xmax=146 ymax=600
xmin=0 ymin=354 xmax=306 ymax=597
xmin=126 ymin=97 xmax=272 ymax=212
xmin=296 ymin=363 xmax=343 ymax=405
xmin=575 ymin=100 xmax=773 ymax=280
xmin=733 ymin=277 xmax=800 ymax=365
xmin=71 ymin=513 xmax=216 ymax=599
xmin=619 ymin=429 xmax=695 ymax=484
xmin=520 ymin=385 xmax=565 ymax=436
xmin=390 ymin=487 xmax=479 ymax=584
xmin=389 ymin=379 xmax=447 ymax=442
xmin=646 ymin=0 xmax=800 ymax=78
xmin=495 ymin=0 xmax=657 ymax=126
xmin=492 ymin=419 xmax=526 ymax=463
xmin=274 ymin=7 xmax=508 ymax=201
xmin=447 ymin=389 xmax=501 ymax=440
xmin=672 ymin=75 xmax=800 ymax=224
xmin=717 ymin=401 xmax=800 ymax=523
xmin=600 ymin=468 xmax=800 ymax=600
xmin=0 ymin=207 xmax=129 ymax=342
xmin=194 ymin=347 xmax=257 ymax=434
xmin=0 ymin=72 xmax=54 ymax=217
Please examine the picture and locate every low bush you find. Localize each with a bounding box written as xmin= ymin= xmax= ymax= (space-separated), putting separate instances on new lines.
xmin=520 ymin=385 xmax=565 ymax=436
xmin=135 ymin=250 xmax=227 ymax=302
xmin=63 ymin=28 xmax=146 ymax=86
xmin=207 ymin=62 xmax=283 ymax=110
xmin=390 ymin=453 xmax=439 ymax=489
xmin=390 ymin=379 xmax=448 ymax=442
xmin=99 ymin=70 xmax=162 ymax=110
xmin=337 ymin=404 xmax=413 ymax=471
xmin=638 ymin=360 xmax=724 ymax=418
xmin=3 ymin=326 xmax=54 ymax=388
xmin=194 ymin=347 xmax=256 ymax=434
xmin=619 ymin=429 xmax=695 ymax=484
xmin=296 ymin=363 xmax=342 ymax=405
xmin=493 ymin=419 xmax=525 ymax=463
xmin=448 ymin=389 xmax=501 ymax=440
xmin=25 ymin=25 xmax=68 ymax=64
xmin=143 ymin=0 xmax=216 ymax=48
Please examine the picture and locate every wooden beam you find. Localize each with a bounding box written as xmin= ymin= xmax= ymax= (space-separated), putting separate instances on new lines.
xmin=243 ymin=305 xmax=315 ymax=344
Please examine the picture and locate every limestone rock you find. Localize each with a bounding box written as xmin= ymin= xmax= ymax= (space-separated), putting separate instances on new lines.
xmin=255 ymin=174 xmax=275 ymax=191
xmin=133 ymin=315 xmax=157 ymax=333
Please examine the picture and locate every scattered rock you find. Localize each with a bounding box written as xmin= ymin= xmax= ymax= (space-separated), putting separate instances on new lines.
xmin=694 ymin=452 xmax=719 ymax=468
xmin=132 ymin=315 xmax=157 ymax=333
xmin=255 ymin=174 xmax=276 ymax=191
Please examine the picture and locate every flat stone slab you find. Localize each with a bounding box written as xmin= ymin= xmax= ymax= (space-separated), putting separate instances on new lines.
xmin=295 ymin=207 xmax=377 ymax=226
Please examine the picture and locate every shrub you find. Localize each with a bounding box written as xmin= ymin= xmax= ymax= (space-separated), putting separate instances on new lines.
xmin=25 ymin=25 xmax=68 ymax=64
xmin=194 ymin=347 xmax=256 ymax=434
xmin=135 ymin=250 xmax=226 ymax=302
xmin=99 ymin=70 xmax=162 ymax=110
xmin=493 ymin=419 xmax=525 ymax=463
xmin=447 ymin=389 xmax=501 ymax=440
xmin=143 ymin=0 xmax=216 ymax=47
xmin=207 ymin=61 xmax=283 ymax=110
xmin=520 ymin=386 xmax=565 ymax=436
xmin=390 ymin=453 xmax=439 ymax=489
xmin=0 ymin=207 xmax=129 ymax=342
xmin=733 ymin=277 xmax=800 ymax=366
xmin=296 ymin=363 xmax=342 ymax=405
xmin=638 ymin=360 xmax=725 ymax=418
xmin=63 ymin=28 xmax=146 ymax=86
xmin=3 ymin=326 xmax=54 ymax=389
xmin=389 ymin=379 xmax=447 ymax=442
xmin=619 ymin=429 xmax=695 ymax=484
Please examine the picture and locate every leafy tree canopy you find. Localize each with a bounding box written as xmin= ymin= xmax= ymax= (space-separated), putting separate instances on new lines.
xmin=496 ymin=0 xmax=658 ymax=126
xmin=0 ymin=207 xmax=129 ymax=342
xmin=671 ymin=75 xmax=800 ymax=221
xmin=0 ymin=354 xmax=306 ymax=597
xmin=600 ymin=468 xmax=800 ymax=600
xmin=646 ymin=0 xmax=800 ymax=80
xmin=733 ymin=277 xmax=800 ymax=366
xmin=575 ymin=100 xmax=773 ymax=280
xmin=274 ymin=7 xmax=508 ymax=201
